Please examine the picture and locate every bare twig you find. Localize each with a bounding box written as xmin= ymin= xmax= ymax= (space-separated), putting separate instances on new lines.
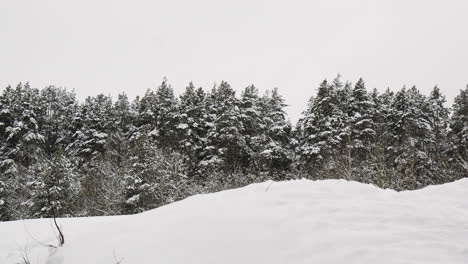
xmin=113 ymin=249 xmax=125 ymax=264
xmin=265 ymin=181 xmax=274 ymax=192
xmin=21 ymin=246 xmax=31 ymax=264
xmin=53 ymin=215 xmax=64 ymax=246
xmin=23 ymin=223 xmax=57 ymax=249
xmin=51 ymin=207 xmax=64 ymax=246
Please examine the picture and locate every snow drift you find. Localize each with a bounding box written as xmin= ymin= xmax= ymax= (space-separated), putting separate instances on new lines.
xmin=1 ymin=179 xmax=468 ymax=264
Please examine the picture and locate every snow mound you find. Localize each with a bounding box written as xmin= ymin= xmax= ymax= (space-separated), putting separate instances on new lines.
xmin=1 ymin=179 xmax=468 ymax=264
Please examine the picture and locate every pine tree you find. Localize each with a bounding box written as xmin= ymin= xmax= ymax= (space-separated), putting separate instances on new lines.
xmin=201 ymin=82 xmax=245 ymax=175
xmin=198 ymin=86 xmax=223 ymax=176
xmin=298 ymin=79 xmax=345 ymax=176
xmin=376 ymin=88 xmax=396 ymax=185
xmin=334 ymin=79 xmax=353 ymax=179
xmin=137 ymin=89 xmax=157 ymax=136
xmin=0 ymin=180 xmax=8 ymax=220
xmin=259 ymin=88 xmax=293 ymax=177
xmin=426 ymin=86 xmax=450 ymax=181
xmin=151 ymin=78 xmax=179 ymax=149
xmin=76 ymin=152 xmax=125 ymax=216
xmin=68 ymin=94 xmax=114 ymax=167
xmin=366 ymin=88 xmax=392 ymax=187
xmin=29 ymin=149 xmax=77 ymax=218
xmin=349 ymin=78 xmax=375 ymax=159
xmin=0 ymin=83 xmax=45 ymax=219
xmin=176 ymin=83 xmax=207 ymax=180
xmin=388 ymin=86 xmax=433 ymax=189
xmin=123 ymin=131 xmax=187 ymax=214
xmin=449 ymin=85 xmax=468 ymax=176
xmin=239 ymin=85 xmax=263 ymax=170
xmin=0 ymin=83 xmax=45 ymax=171
xmin=214 ymin=81 xmax=245 ymax=174
xmin=39 ymin=86 xmax=78 ymax=155
xmin=108 ymin=93 xmax=134 ymax=165
xmin=0 ymin=86 xmax=14 ymax=220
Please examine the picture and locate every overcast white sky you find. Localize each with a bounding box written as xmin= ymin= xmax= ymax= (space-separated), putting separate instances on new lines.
xmin=1 ymin=0 xmax=467 ymax=123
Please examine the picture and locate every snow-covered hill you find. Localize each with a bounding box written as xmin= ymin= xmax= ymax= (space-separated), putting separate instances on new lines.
xmin=1 ymin=179 xmax=468 ymax=264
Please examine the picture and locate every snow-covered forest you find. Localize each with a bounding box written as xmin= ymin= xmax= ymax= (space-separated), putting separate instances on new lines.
xmin=1 ymin=76 xmax=467 ymax=221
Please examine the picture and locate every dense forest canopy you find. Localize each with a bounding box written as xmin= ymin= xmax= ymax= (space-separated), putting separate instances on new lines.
xmin=0 ymin=76 xmax=467 ymax=221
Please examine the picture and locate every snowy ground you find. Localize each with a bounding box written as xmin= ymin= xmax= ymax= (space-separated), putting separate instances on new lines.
xmin=1 ymin=179 xmax=468 ymax=264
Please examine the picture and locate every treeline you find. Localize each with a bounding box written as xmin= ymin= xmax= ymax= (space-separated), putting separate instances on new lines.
xmin=0 ymin=76 xmax=467 ymax=221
